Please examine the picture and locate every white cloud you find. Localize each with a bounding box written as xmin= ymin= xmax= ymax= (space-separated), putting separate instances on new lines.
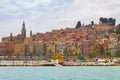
xmin=0 ymin=1 xmax=18 ymax=13
xmin=16 ymin=0 xmax=51 ymax=8
xmin=0 ymin=0 xmax=120 ymax=40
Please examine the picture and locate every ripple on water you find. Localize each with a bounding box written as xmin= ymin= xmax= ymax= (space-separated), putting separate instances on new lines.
xmin=0 ymin=66 xmax=120 ymax=80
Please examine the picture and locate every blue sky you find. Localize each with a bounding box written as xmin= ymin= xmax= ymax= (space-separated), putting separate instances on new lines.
xmin=0 ymin=0 xmax=120 ymax=40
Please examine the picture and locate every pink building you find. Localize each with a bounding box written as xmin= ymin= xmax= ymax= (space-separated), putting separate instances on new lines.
xmin=81 ymin=40 xmax=90 ymax=56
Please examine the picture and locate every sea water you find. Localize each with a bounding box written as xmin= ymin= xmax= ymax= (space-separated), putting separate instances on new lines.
xmin=0 ymin=66 xmax=120 ymax=80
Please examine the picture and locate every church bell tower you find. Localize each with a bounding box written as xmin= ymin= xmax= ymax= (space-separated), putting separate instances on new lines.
xmin=21 ymin=21 xmax=26 ymax=39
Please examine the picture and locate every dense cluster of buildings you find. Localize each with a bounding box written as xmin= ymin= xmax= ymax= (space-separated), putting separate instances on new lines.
xmin=0 ymin=21 xmax=120 ymax=60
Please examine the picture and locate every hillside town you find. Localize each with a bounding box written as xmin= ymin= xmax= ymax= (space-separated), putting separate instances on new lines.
xmin=0 ymin=18 xmax=120 ymax=66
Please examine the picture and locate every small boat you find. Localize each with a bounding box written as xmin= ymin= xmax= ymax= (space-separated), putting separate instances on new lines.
xmin=54 ymin=64 xmax=63 ymax=67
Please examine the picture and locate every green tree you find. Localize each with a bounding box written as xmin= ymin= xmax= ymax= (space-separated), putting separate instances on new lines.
xmin=88 ymin=52 xmax=96 ymax=59
xmin=99 ymin=17 xmax=116 ymax=26
xmin=104 ymin=18 xmax=108 ymax=23
xmin=91 ymin=21 xmax=94 ymax=26
xmin=117 ymin=24 xmax=120 ymax=26
xmin=108 ymin=18 xmax=116 ymax=26
xmin=78 ymin=54 xmax=84 ymax=60
xmin=109 ymin=29 xmax=114 ymax=33
xmin=113 ymin=52 xmax=120 ymax=57
xmin=100 ymin=17 xmax=104 ymax=23
xmin=113 ymin=45 xmax=120 ymax=58
xmin=75 ymin=21 xmax=81 ymax=28
xmin=116 ymin=28 xmax=120 ymax=34
xmin=104 ymin=51 xmax=111 ymax=58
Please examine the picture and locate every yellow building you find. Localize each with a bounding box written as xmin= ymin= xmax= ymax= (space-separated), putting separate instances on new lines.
xmin=24 ymin=37 xmax=32 ymax=44
xmin=47 ymin=42 xmax=55 ymax=55
xmin=2 ymin=37 xmax=10 ymax=43
xmin=14 ymin=44 xmax=26 ymax=56
xmin=94 ymin=24 xmax=111 ymax=31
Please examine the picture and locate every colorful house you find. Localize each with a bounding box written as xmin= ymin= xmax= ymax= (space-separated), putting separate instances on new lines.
xmin=14 ymin=44 xmax=26 ymax=56
xmin=81 ymin=40 xmax=90 ymax=56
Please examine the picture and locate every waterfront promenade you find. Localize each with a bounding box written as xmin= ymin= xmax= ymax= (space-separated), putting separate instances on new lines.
xmin=0 ymin=60 xmax=119 ymax=66
xmin=0 ymin=56 xmax=120 ymax=66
